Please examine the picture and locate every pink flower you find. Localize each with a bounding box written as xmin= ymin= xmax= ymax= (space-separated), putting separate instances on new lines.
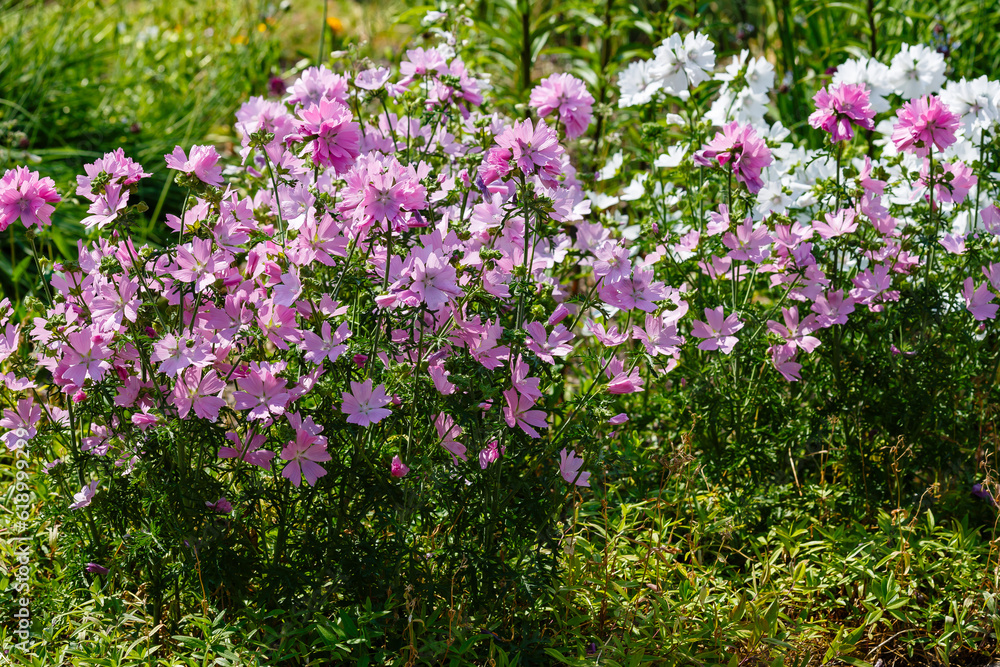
xmin=219 ymin=430 xmax=275 ymax=470
xmin=633 ymin=313 xmax=684 ymax=357
xmin=341 ymin=379 xmax=392 ymax=427
xmin=769 ymin=344 xmax=802 ymax=382
xmin=69 ymin=480 xmax=99 ymax=510
xmin=294 ymin=98 xmax=362 ymax=172
xmin=766 ymin=307 xmax=821 ymax=353
xmin=939 ymin=233 xmax=967 ymax=255
xmin=206 ymin=498 xmax=233 ymax=514
xmin=434 ymin=412 xmax=467 ymax=463
xmin=962 ymin=278 xmax=998 ymax=321
xmin=164 ymin=145 xmax=224 ymax=187
xmin=691 ymin=307 xmax=744 ymax=354
xmin=511 ymin=355 xmax=543 ymax=403
xmin=693 ymin=122 xmax=773 ymax=193
xmin=300 ymin=321 xmax=351 ymax=365
xmin=493 ymin=118 xmax=565 ymax=187
xmin=233 ymin=365 xmax=291 ymax=420
xmin=1 ymin=398 xmax=42 ymax=450
xmin=981 ymin=204 xmax=1000 ymax=235
xmin=171 ymin=368 xmax=226 ymax=421
xmin=355 ymin=67 xmax=391 ymax=91
xmin=280 ymin=430 xmax=331 ymax=487
xmin=285 ymin=65 xmax=349 ymax=107
xmin=524 ymin=321 xmax=574 ymax=364
xmin=174 ymin=238 xmax=230 ymax=292
xmin=891 ymin=95 xmax=960 ymax=157
xmin=529 ymin=73 xmax=595 ymax=139
xmin=588 ymin=320 xmax=628 ymax=347
xmin=0 ymin=166 xmax=60 ymax=231
xmin=59 ymin=328 xmax=112 ymax=387
xmin=808 ymin=83 xmax=875 ymax=142
xmin=338 ymin=153 xmax=427 ymax=235
xmin=812 ymin=208 xmax=858 ymax=240
xmin=502 ymin=387 xmax=548 ymax=438
xmin=559 ymin=448 xmax=590 ymax=487
xmin=920 ymin=160 xmax=976 ymax=204
xmin=722 ymin=217 xmax=772 ymax=263
xmin=408 ymin=251 xmax=463 ymax=311
xmin=479 ymin=440 xmax=503 ymax=469
xmin=850 ymin=264 xmax=898 ymax=311
xmin=390 ymin=455 xmax=410 ymax=477
xmin=811 ymin=290 xmax=855 ymax=328
xmin=604 ymin=356 xmax=644 ymax=394
xmin=429 ymin=362 xmax=456 ymax=395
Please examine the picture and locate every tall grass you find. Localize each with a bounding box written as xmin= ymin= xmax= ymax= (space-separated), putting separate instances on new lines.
xmin=0 ymin=0 xmax=281 ymax=310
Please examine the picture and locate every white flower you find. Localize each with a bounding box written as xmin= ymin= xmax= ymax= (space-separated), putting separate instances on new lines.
xmin=618 ymin=60 xmax=662 ymax=108
xmin=745 ymin=56 xmax=775 ymax=96
xmin=619 ymin=173 xmax=648 ymax=201
xmin=654 ymin=145 xmax=687 ymax=169
xmin=705 ymin=87 xmax=768 ymax=128
xmin=596 ymin=151 xmax=624 ymax=181
xmin=588 ymin=192 xmax=620 ymax=210
xmin=888 ymin=43 xmax=946 ymax=99
xmin=649 ymin=34 xmax=688 ymax=95
xmin=680 ymin=32 xmax=715 ymax=87
xmin=940 ymin=76 xmax=1000 ymax=139
xmin=832 ymin=57 xmax=893 ymax=113
xmin=755 ymin=182 xmax=791 ymax=218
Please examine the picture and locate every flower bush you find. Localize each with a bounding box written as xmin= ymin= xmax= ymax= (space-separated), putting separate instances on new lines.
xmin=2 ymin=27 xmax=1000 ymax=631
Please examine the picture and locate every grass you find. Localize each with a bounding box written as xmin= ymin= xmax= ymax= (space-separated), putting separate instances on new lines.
xmin=5 ymin=443 xmax=999 ymax=665
xmin=0 ymin=0 xmax=282 ymax=311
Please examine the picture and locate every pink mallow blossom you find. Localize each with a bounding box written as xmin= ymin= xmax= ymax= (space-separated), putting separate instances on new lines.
xmin=691 ymin=307 xmax=744 ymax=354
xmin=391 ymin=455 xmax=410 ymax=477
xmin=233 ymin=365 xmax=291 ymax=420
xmin=341 ymin=379 xmax=392 ymax=427
xmin=164 ymin=145 xmax=224 ymax=187
xmin=693 ymin=121 xmax=772 ymax=193
xmin=294 ymin=98 xmax=362 ymax=172
xmin=280 ymin=430 xmax=331 ymax=487
xmin=491 ymin=118 xmax=565 ymax=187
xmin=962 ymin=278 xmax=998 ymax=321
xmin=559 ymin=448 xmax=590 ymax=487
xmin=69 ymin=480 xmax=99 ymax=510
xmin=502 ymin=387 xmax=548 ymax=438
xmin=604 ymin=356 xmax=644 ymax=394
xmin=808 ymin=83 xmax=876 ymax=142
xmin=529 ymin=73 xmax=595 ymax=139
xmin=0 ymin=166 xmax=60 ymax=231
xmin=920 ymin=160 xmax=976 ymax=205
xmin=891 ymin=95 xmax=960 ymax=157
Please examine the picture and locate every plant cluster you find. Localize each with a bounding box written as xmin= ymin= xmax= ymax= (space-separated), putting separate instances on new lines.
xmin=3 ymin=20 xmax=1000 ymax=663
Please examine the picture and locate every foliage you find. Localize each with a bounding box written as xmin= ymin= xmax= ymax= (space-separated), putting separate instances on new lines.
xmin=0 ymin=0 xmax=282 ymax=312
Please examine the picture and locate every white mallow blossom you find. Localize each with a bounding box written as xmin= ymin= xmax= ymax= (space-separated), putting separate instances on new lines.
xmin=654 ymin=145 xmax=687 ymax=169
xmin=596 ymin=151 xmax=624 ymax=181
xmin=940 ymin=76 xmax=1000 ymax=139
xmin=706 ymin=87 xmax=769 ymax=129
xmin=618 ymin=31 xmax=715 ymax=107
xmin=756 ymin=181 xmax=792 ymax=218
xmin=716 ymin=50 xmax=775 ymax=96
xmin=707 ymin=50 xmax=774 ymax=129
xmin=619 ymin=173 xmax=649 ymax=201
xmin=888 ymin=43 xmax=946 ymax=99
xmin=617 ymin=60 xmax=662 ymax=108
xmin=678 ymin=31 xmax=716 ymax=86
xmin=832 ymin=57 xmax=893 ymax=113
xmin=649 ymin=34 xmax=689 ymax=95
